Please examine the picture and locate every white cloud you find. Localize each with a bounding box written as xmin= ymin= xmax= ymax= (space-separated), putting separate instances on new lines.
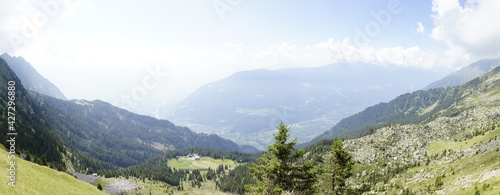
xmin=0 ymin=0 xmax=86 ymax=53
xmin=256 ymin=38 xmax=449 ymax=71
xmin=431 ymin=0 xmax=461 ymax=16
xmin=431 ymin=0 xmax=500 ymax=59
xmin=416 ymin=22 xmax=425 ymax=35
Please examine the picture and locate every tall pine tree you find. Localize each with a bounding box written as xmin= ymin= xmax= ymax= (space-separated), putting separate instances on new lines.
xmin=318 ymin=138 xmax=353 ymax=194
xmin=251 ymin=122 xmax=316 ymax=194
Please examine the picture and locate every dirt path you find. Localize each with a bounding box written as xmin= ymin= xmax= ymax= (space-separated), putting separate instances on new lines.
xmin=70 ymin=171 xmax=98 ymax=184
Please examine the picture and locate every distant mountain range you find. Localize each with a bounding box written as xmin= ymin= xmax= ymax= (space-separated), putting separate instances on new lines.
xmin=1 ymin=53 xmax=67 ymax=100
xmin=169 ymin=62 xmax=444 ymax=149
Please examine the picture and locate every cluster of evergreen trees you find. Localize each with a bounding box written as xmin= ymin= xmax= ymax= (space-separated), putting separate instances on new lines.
xmin=251 ymin=123 xmax=317 ymax=194
xmin=217 ymin=164 xmax=255 ymax=194
xmin=218 ymin=123 xmax=354 ymax=194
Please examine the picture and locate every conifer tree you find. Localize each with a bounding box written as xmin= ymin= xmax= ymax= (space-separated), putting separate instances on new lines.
xmin=97 ymin=183 xmax=103 ymax=191
xmin=251 ymin=122 xmax=316 ymax=194
xmin=319 ymin=138 xmax=353 ymax=194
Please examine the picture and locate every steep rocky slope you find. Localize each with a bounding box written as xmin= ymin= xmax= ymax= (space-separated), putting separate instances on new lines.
xmin=341 ymin=67 xmax=500 ymax=194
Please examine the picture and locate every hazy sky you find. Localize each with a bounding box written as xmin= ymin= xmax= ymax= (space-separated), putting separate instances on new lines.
xmin=1 ymin=0 xmax=500 ymax=111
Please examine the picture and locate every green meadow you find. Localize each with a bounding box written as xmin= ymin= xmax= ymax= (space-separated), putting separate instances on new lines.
xmin=168 ymin=156 xmax=239 ymax=170
xmin=0 ymin=147 xmax=106 ymax=195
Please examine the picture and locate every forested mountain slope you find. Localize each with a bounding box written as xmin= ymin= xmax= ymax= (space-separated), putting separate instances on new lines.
xmin=0 ymin=57 xmax=67 ymax=170
xmin=30 ymin=93 xmax=255 ymax=168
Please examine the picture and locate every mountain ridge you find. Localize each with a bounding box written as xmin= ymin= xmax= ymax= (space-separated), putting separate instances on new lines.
xmin=308 ymin=65 xmax=500 ymax=145
xmin=424 ymin=58 xmax=500 ymax=89
xmin=1 ymin=53 xmax=67 ymax=100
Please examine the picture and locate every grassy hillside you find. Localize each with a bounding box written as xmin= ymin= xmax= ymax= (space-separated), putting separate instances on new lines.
xmin=0 ymin=147 xmax=106 ymax=195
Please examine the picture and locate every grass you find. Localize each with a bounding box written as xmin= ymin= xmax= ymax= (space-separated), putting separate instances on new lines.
xmin=389 ymin=132 xmax=500 ymax=194
xmin=168 ymin=156 xmax=239 ymax=170
xmin=384 ymin=148 xmax=500 ymax=195
xmin=448 ymin=151 xmax=500 ymax=195
xmin=167 ymin=156 xmax=243 ymax=194
xmin=364 ymin=123 xmax=500 ymax=194
xmin=0 ymin=148 xmax=107 ymax=195
xmin=417 ymin=101 xmax=439 ymax=116
xmin=427 ymin=126 xmax=500 ymax=156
